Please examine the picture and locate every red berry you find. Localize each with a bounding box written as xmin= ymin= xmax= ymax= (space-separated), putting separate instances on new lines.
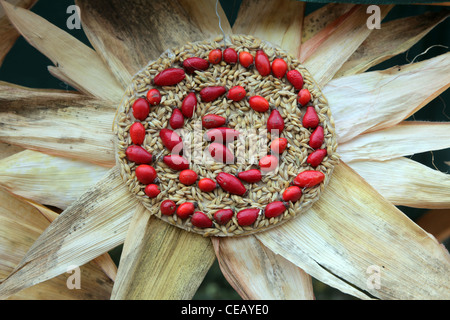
xmin=202 ymin=114 xmax=227 ymax=129
xmin=176 ymin=202 xmax=195 ymax=219
xmin=153 ymin=68 xmax=185 ymax=86
xmin=130 ymin=122 xmax=146 ymax=145
xmin=302 ymin=106 xmax=319 ymax=129
xmin=264 ymin=201 xmax=287 ymax=218
xmin=169 ymin=108 xmax=184 ymax=129
xmin=213 ymin=209 xmax=234 ymax=225
xmin=146 ymin=88 xmax=161 ymax=106
xmin=198 ymin=178 xmax=217 ymax=192
xmin=182 ymin=57 xmax=209 ymax=74
xmin=209 ymin=142 xmax=235 ymax=164
xmin=145 ymin=184 xmax=160 ymax=198
xmin=223 ymin=48 xmax=238 ymax=64
xmin=200 ymin=86 xmax=227 ymax=102
xmin=205 ymin=127 xmax=240 ymax=143
xmin=298 ymin=88 xmax=311 ymax=106
xmin=216 ymin=172 xmax=247 ymax=196
xmin=259 ymin=154 xmax=279 ymax=172
xmin=126 ymin=145 xmax=153 ymax=164
xmin=293 ymin=170 xmax=325 ymax=188
xmin=160 ymin=199 xmax=176 ymax=216
xmin=282 ymin=186 xmax=302 ymax=202
xmin=160 ymin=128 xmax=183 ymax=153
xmin=227 ymin=85 xmax=246 ymax=102
xmin=237 ymin=169 xmax=262 ymax=183
xmin=286 ymin=70 xmax=304 ymax=90
xmin=271 ymin=58 xmax=288 ymax=79
xmin=270 ymin=137 xmax=288 ymax=154
xmin=132 ymin=98 xmax=150 ymax=120
xmin=267 ymin=109 xmax=285 ymax=134
xmin=309 ymin=126 xmax=324 ymax=149
xmin=135 ymin=164 xmax=157 ymax=184
xmin=239 ymin=51 xmax=253 ymax=68
xmin=236 ymin=208 xmax=260 ymax=226
xmin=209 ymin=49 xmax=222 ymax=64
xmin=163 ymin=155 xmax=189 ymax=171
xmin=249 ymin=95 xmax=270 ymax=112
xmin=191 ymin=212 xmax=213 ymax=228
xmin=179 ymin=169 xmax=198 ymax=185
xmin=307 ymin=149 xmax=327 ymax=167
xmin=181 ymin=92 xmax=198 ymax=118
xmin=255 ymin=50 xmax=271 ymax=76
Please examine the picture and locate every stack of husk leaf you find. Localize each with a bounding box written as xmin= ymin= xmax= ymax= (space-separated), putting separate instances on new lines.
xmin=0 ymin=0 xmax=449 ymax=300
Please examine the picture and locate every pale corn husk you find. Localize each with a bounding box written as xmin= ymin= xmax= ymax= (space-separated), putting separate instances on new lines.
xmin=338 ymin=121 xmax=450 ymax=162
xmin=212 ymin=235 xmax=314 ymax=300
xmin=0 ymin=0 xmax=124 ymax=102
xmin=257 ymin=162 xmax=450 ymax=299
xmin=349 ymin=157 xmax=450 ymax=209
xmin=323 ymin=52 xmax=450 ymax=144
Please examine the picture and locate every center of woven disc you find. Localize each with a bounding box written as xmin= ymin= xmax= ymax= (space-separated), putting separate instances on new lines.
xmin=115 ymin=35 xmax=337 ymax=237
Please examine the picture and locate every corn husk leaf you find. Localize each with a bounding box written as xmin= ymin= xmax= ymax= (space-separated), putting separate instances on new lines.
xmin=0 ymin=0 xmax=124 ymax=102
xmin=0 ymin=189 xmax=113 ymax=299
xmin=349 ymin=157 xmax=450 ymax=209
xmin=257 ymin=162 xmax=450 ymax=300
xmin=112 ymin=205 xmax=216 ymax=300
xmin=335 ymin=9 xmax=450 ymax=77
xmin=323 ymin=52 xmax=450 ymax=143
xmin=0 ymin=166 xmax=136 ymax=299
xmin=0 ymin=81 xmax=116 ymax=167
xmin=232 ymin=0 xmax=305 ymax=57
xmin=338 ymin=121 xmax=450 ymax=162
xmin=212 ymin=235 xmax=314 ymax=300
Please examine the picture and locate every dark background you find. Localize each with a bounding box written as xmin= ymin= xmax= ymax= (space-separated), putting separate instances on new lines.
xmin=0 ymin=0 xmax=448 ymax=300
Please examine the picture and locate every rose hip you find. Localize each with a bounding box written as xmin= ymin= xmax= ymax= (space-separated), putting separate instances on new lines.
xmin=307 ymin=149 xmax=327 ymax=167
xmin=209 ymin=142 xmax=235 ymax=164
xmin=176 ymin=202 xmax=195 ymax=219
xmin=200 ymin=86 xmax=227 ymax=102
xmin=145 ymin=184 xmax=160 ymax=198
xmin=249 ymin=95 xmax=270 ymax=112
xmin=163 ymin=155 xmax=189 ymax=171
xmin=264 ymin=201 xmax=287 ymax=218
xmin=282 ymin=186 xmax=302 ymax=202
xmin=182 ymin=57 xmax=209 ymax=73
xmin=160 ymin=128 xmax=183 ymax=152
xmin=270 ymin=137 xmax=288 ymax=154
xmin=208 ymin=49 xmax=222 ymax=64
xmin=259 ymin=154 xmax=279 ymax=172
xmin=286 ymin=70 xmax=304 ymax=90
xmin=298 ymin=88 xmax=311 ymax=106
xmin=237 ymin=169 xmax=262 ymax=183
xmin=223 ymin=48 xmax=238 ymax=64
xmin=160 ymin=199 xmax=176 ymax=216
xmin=153 ymin=68 xmax=185 ymax=86
xmin=309 ymin=126 xmax=324 ymax=149
xmin=255 ymin=50 xmax=271 ymax=76
xmin=191 ymin=212 xmax=213 ymax=228
xmin=179 ymin=169 xmax=198 ymax=185
xmin=267 ymin=109 xmax=285 ymax=134
xmin=293 ymin=170 xmax=325 ymax=188
xmin=302 ymin=106 xmax=319 ymax=128
xmin=213 ymin=208 xmax=234 ymax=225
xmin=271 ymin=58 xmax=288 ymax=79
xmin=126 ymin=145 xmax=153 ymax=164
xmin=205 ymin=127 xmax=240 ymax=143
xmin=227 ymin=85 xmax=246 ymax=102
xmin=181 ymin=92 xmax=197 ymax=118
xmin=198 ymin=178 xmax=217 ymax=192
xmin=146 ymin=88 xmax=161 ymax=106
xmin=202 ymin=114 xmax=227 ymax=129
xmin=216 ymin=172 xmax=247 ymax=196
xmin=130 ymin=122 xmax=146 ymax=145
xmin=132 ymin=98 xmax=150 ymax=120
xmin=239 ymin=51 xmax=253 ymax=68
xmin=135 ymin=164 xmax=157 ymax=184
xmin=236 ymin=208 xmax=260 ymax=226
xmin=169 ymin=108 xmax=184 ymax=129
